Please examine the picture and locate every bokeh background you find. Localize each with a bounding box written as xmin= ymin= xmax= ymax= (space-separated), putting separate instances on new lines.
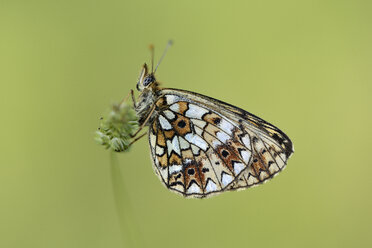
xmin=1 ymin=1 xmax=371 ymax=247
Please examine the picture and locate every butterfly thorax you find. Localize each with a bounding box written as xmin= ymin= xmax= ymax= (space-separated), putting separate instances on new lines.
xmin=135 ymin=85 xmax=161 ymax=125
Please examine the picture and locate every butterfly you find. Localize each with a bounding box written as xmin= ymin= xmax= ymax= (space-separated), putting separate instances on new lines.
xmin=129 ymin=41 xmax=294 ymax=198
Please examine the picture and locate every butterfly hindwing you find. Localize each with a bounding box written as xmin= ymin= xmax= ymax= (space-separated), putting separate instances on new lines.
xmin=148 ymin=89 xmax=293 ymax=198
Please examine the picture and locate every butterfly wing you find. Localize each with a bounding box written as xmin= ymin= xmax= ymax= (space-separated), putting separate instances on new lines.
xmin=148 ymin=88 xmax=294 ymax=198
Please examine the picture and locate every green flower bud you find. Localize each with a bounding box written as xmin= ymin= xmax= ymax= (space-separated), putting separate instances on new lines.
xmin=95 ymin=100 xmax=139 ymax=152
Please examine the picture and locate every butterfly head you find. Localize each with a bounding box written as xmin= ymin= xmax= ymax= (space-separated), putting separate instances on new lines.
xmin=136 ymin=63 xmax=157 ymax=92
xmin=136 ymin=40 xmax=173 ymax=92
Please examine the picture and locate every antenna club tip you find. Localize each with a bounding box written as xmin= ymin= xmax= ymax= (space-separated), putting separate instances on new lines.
xmin=149 ymin=44 xmax=154 ymax=50
xmin=168 ymin=40 xmax=174 ymax=45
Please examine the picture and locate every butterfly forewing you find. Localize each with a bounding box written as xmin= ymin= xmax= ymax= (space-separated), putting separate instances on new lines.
xmin=147 ymin=89 xmax=293 ymax=198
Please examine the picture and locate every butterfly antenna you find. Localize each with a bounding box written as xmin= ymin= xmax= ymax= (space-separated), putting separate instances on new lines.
xmin=149 ymin=44 xmax=154 ymax=73
xmin=154 ymin=40 xmax=173 ymax=73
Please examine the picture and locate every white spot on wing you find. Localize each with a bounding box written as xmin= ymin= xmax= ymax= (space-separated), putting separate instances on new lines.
xmin=187 ymin=182 xmax=202 ymax=194
xmin=221 ymin=173 xmax=233 ymax=187
xmin=185 ymin=158 xmax=192 ymax=165
xmin=205 ymin=180 xmax=217 ymax=193
xmin=185 ymin=133 xmax=208 ymax=151
xmin=276 ymin=157 xmax=285 ymax=169
xmin=240 ymin=150 xmax=251 ymax=163
xmin=185 ymin=104 xmax=209 ymax=119
xmin=179 ymin=136 xmax=190 ymax=149
xmin=247 ymin=174 xmax=258 ymax=185
xmin=150 ymin=133 xmax=156 ymax=147
xmin=159 ymin=115 xmax=172 ymax=130
xmin=268 ymin=162 xmax=279 ymax=174
xmin=219 ymin=119 xmax=234 ymax=134
xmin=167 ymin=136 xmax=181 ymax=156
xmin=216 ymin=131 xmax=230 ymax=144
xmin=279 ymin=153 xmax=286 ymax=161
xmin=241 ymin=134 xmax=251 ymax=149
xmin=195 ymin=126 xmax=203 ymax=136
xmin=169 ymin=164 xmax=182 ymax=174
xmin=166 ymin=95 xmax=181 ymax=104
xmin=233 ymin=162 xmax=245 ymax=175
xmin=255 ymin=140 xmax=265 ymax=151
xmin=169 ymin=103 xmax=179 ymax=113
xmin=156 ymin=146 xmax=164 ymax=156
xmin=259 ymin=171 xmax=269 ymax=181
xmin=212 ymin=139 xmax=221 ymax=148
xmin=163 ymin=110 xmax=175 ymax=120
xmin=157 ymin=167 xmax=168 ymax=181
xmin=191 ymin=144 xmax=200 ymax=155
xmin=191 ymin=119 xmax=207 ymax=129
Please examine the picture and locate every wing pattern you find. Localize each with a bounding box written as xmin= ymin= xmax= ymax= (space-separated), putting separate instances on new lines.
xmin=148 ymin=90 xmax=294 ymax=198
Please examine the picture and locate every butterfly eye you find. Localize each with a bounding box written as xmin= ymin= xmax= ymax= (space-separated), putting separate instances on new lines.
xmin=143 ymin=75 xmax=155 ymax=86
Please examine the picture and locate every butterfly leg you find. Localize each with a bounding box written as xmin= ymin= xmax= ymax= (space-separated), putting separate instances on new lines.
xmin=120 ymin=89 xmax=137 ymax=108
xmin=130 ymin=103 xmax=156 ymax=138
xmin=128 ymin=132 xmax=147 ymax=146
xmin=131 ymin=89 xmax=137 ymax=108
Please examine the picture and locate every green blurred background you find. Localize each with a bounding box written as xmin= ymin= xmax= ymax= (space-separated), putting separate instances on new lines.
xmin=1 ymin=0 xmax=371 ymax=247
